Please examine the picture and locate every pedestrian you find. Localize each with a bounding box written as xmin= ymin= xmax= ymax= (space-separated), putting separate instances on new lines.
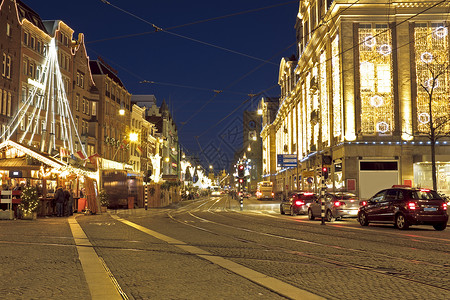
xmin=54 ymin=186 xmax=65 ymax=217
xmin=63 ymin=187 xmax=70 ymax=216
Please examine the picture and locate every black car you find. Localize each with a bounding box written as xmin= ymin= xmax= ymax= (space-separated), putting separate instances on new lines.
xmin=358 ymin=187 xmax=448 ymax=230
xmin=280 ymin=192 xmax=317 ymax=216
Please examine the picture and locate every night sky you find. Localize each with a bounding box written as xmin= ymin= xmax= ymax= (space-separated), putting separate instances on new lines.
xmin=24 ymin=0 xmax=298 ymax=169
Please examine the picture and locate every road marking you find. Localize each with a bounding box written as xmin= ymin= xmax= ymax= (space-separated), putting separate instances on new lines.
xmin=68 ymin=216 xmax=124 ymax=300
xmin=110 ymin=214 xmax=324 ymax=300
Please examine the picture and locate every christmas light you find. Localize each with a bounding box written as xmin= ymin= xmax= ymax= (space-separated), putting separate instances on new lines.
xmin=2 ymin=38 xmax=86 ymax=157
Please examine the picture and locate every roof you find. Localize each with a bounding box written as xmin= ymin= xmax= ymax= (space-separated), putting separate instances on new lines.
xmin=89 ymin=60 xmax=125 ymax=88
xmin=0 ymin=140 xmax=65 ymax=170
xmin=16 ymin=0 xmax=48 ymax=33
xmin=0 ymin=157 xmax=39 ymax=170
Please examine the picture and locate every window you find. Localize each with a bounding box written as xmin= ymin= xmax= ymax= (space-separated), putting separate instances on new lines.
xmin=371 ymin=190 xmax=386 ymax=202
xmin=6 ymin=23 xmax=11 ymax=37
xmin=23 ymin=59 xmax=27 ymax=75
xmin=23 ymin=31 xmax=28 ymax=46
xmin=385 ymin=189 xmax=398 ymax=201
xmin=75 ymin=94 xmax=79 ymax=111
xmin=1 ymin=53 xmax=5 ymax=77
xmin=20 ymin=115 xmax=25 ymax=131
xmin=80 ymin=74 xmax=84 ymax=88
xmin=92 ymin=102 xmax=97 ymax=116
xmin=86 ymin=100 xmax=90 ymax=115
xmin=82 ymin=98 xmax=86 ymax=113
xmin=7 ymin=92 xmax=11 ymax=117
xmin=2 ymin=90 xmax=6 ymax=115
xmin=29 ymin=62 xmax=34 ymax=78
xmin=37 ymin=41 xmax=41 ymax=53
xmin=30 ymin=36 xmax=35 ymax=49
xmin=22 ymin=86 xmax=27 ymax=103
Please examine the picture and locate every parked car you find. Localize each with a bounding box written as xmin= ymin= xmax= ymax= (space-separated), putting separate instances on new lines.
xmin=358 ymin=187 xmax=448 ymax=230
xmin=280 ymin=192 xmax=317 ymax=215
xmin=308 ymin=192 xmax=360 ymax=221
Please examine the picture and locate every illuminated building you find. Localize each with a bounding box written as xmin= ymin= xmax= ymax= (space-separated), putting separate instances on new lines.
xmin=263 ymin=1 xmax=450 ymax=198
xmin=89 ymin=58 xmax=131 ymax=163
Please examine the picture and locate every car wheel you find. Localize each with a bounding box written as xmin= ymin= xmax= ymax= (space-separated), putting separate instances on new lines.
xmin=395 ymin=213 xmax=409 ymax=230
xmin=326 ymin=210 xmax=333 ymax=222
xmin=290 ymin=206 xmax=297 ymax=216
xmin=433 ymin=222 xmax=447 ymax=231
xmin=358 ymin=212 xmax=369 ymax=226
xmin=308 ymin=208 xmax=315 ymax=220
xmin=280 ymin=205 xmax=285 ymax=215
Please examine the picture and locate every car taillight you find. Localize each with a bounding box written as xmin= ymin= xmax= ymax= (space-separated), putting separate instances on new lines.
xmin=407 ymin=202 xmax=416 ymax=210
xmin=295 ymin=200 xmax=304 ymax=206
xmin=443 ymin=203 xmax=447 ymax=210
xmin=360 ymin=201 xmax=367 ymax=206
xmin=334 ymin=201 xmax=345 ymax=207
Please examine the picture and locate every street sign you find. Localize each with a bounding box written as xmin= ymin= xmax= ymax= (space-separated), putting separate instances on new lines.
xmin=277 ymin=154 xmax=297 ymax=167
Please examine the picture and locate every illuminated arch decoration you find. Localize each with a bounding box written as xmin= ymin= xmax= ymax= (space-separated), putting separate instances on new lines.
xmin=370 ymin=95 xmax=384 ymax=107
xmin=434 ymin=26 xmax=448 ymax=39
xmin=0 ymin=38 xmax=86 ymax=157
xmin=376 ymin=121 xmax=389 ymax=133
xmin=425 ymin=78 xmax=439 ymax=90
xmin=378 ymin=44 xmax=392 ymax=55
xmin=364 ymin=35 xmax=376 ymax=47
xmin=420 ymin=52 xmax=433 ymax=64
xmin=418 ymin=113 xmax=430 ymax=124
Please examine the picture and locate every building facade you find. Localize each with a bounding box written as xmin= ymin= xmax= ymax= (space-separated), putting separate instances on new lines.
xmin=263 ymin=0 xmax=450 ymax=198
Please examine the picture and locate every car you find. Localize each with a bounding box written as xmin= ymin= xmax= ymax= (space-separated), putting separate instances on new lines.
xmin=357 ymin=187 xmax=448 ymax=230
xmin=308 ymin=192 xmax=360 ymax=221
xmin=280 ymin=192 xmax=317 ymax=216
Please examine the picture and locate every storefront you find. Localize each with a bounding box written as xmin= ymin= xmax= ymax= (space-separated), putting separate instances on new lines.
xmin=0 ymin=140 xmax=100 ymax=218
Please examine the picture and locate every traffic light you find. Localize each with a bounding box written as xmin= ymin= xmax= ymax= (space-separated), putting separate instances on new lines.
xmin=239 ymin=178 xmax=244 ymax=184
xmin=238 ymin=164 xmax=245 ymax=178
xmin=322 ymin=167 xmax=329 ymax=179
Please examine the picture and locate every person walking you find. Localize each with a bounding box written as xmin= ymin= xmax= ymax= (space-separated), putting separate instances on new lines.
xmin=54 ymin=186 xmax=65 ymax=217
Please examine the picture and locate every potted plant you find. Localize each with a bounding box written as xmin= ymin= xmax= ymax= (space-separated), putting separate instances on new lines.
xmin=98 ymin=189 xmax=109 ymax=212
xmin=19 ymin=186 xmax=40 ymax=220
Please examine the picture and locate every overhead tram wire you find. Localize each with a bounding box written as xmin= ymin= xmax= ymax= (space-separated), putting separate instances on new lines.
xmin=90 ymin=1 xmax=298 ymax=44
xmin=179 ymin=40 xmax=297 ymax=130
xmin=183 ymin=1 xmax=363 ymax=135
xmin=139 ymin=80 xmax=249 ymax=96
xmin=99 ymin=0 xmax=277 ymax=66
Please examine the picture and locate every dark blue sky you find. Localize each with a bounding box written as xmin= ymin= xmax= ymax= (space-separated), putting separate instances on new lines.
xmin=25 ymin=0 xmax=298 ymax=169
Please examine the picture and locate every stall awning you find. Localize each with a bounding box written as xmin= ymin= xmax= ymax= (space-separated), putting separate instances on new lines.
xmin=0 ymin=140 xmax=65 ymax=169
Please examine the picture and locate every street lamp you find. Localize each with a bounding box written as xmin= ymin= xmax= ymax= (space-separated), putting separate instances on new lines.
xmin=129 ymin=132 xmax=138 ymax=142
xmin=119 ymin=108 xmax=125 ymax=116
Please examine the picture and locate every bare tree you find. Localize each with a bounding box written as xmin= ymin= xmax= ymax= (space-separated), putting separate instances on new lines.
xmin=417 ymin=58 xmax=450 ymax=191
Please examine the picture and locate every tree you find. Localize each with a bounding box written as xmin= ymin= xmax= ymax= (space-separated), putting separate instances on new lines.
xmin=417 ymin=57 xmax=450 ymax=191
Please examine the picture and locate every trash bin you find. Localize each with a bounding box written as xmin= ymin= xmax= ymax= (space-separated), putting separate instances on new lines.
xmin=127 ymin=197 xmax=134 ymax=209
xmin=78 ymin=198 xmax=86 ymax=212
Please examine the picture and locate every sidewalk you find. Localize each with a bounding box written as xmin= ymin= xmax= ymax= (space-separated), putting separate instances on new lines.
xmin=0 ymin=216 xmax=90 ymax=299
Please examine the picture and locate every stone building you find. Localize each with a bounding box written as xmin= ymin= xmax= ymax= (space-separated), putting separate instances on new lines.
xmin=89 ymin=58 xmax=131 ymax=164
xmin=263 ymin=0 xmax=450 ymax=198
xmin=0 ymin=0 xmax=98 ymax=156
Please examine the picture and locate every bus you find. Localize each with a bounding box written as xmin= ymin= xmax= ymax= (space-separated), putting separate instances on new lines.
xmin=256 ymin=181 xmax=274 ymax=200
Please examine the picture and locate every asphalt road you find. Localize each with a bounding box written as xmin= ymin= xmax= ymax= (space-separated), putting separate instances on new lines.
xmin=1 ymin=195 xmax=449 ymax=299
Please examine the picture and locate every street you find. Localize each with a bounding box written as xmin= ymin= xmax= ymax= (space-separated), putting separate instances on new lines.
xmin=1 ymin=195 xmax=449 ymax=300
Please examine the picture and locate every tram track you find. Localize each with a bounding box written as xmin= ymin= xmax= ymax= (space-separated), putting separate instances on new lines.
xmin=164 ymin=204 xmax=450 ymax=292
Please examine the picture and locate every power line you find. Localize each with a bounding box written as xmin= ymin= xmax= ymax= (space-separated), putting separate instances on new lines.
xmin=89 ymin=1 xmax=298 ymax=44
xmin=99 ymin=0 xmax=278 ymax=65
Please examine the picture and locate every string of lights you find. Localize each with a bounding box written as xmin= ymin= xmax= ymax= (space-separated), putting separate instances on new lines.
xmin=1 ymin=38 xmax=86 ymax=157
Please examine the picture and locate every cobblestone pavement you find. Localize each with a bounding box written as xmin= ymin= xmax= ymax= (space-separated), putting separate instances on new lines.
xmin=0 ymin=217 xmax=90 ymax=300
xmin=2 ymin=197 xmax=449 ymax=300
